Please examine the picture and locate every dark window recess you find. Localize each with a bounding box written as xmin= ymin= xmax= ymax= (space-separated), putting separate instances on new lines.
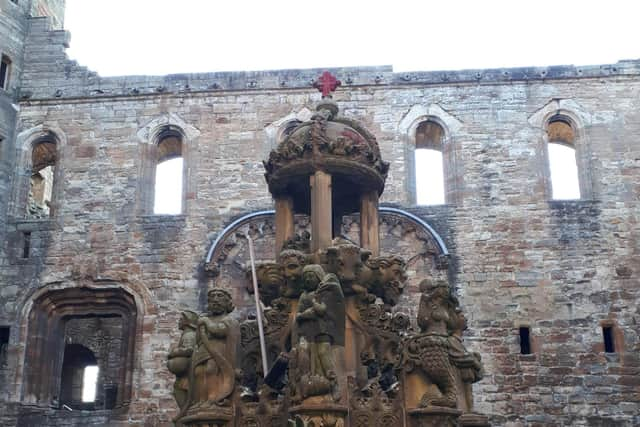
xmin=603 ymin=326 xmax=615 ymax=353
xmin=0 ymin=56 xmax=10 ymax=90
xmin=0 ymin=327 xmax=9 ymax=367
xmin=519 ymin=327 xmax=531 ymax=355
xmin=23 ymin=232 xmax=31 ymax=258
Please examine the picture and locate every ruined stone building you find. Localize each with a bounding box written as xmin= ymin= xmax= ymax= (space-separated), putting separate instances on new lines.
xmin=1 ymin=1 xmax=639 ymax=426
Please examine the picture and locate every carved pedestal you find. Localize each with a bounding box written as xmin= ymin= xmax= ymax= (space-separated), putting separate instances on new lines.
xmin=459 ymin=413 xmax=491 ymax=427
xmin=289 ymin=403 xmax=348 ymax=427
xmin=178 ymin=405 xmax=233 ymax=427
xmin=408 ymin=406 xmax=462 ymax=427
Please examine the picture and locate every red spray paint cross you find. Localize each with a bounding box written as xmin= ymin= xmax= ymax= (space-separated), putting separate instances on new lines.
xmin=314 ymin=71 xmax=341 ymax=97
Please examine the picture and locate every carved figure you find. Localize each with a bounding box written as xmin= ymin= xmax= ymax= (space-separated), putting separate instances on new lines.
xmin=366 ymin=255 xmax=407 ymax=306
xmin=249 ymin=262 xmax=284 ymax=305
xmin=448 ymin=306 xmax=484 ymax=413
xmin=167 ymin=310 xmax=198 ymax=414
xmin=191 ymin=289 xmax=239 ymax=407
xmin=292 ymin=265 xmax=345 ymax=401
xmin=280 ymin=249 xmax=307 ymax=298
xmin=403 ymin=279 xmax=458 ymax=408
xmin=325 ymin=239 xmax=371 ymax=295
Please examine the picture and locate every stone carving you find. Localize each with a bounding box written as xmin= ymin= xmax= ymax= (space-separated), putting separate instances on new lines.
xmin=291 ymin=265 xmax=345 ymax=403
xmin=247 ymin=262 xmax=283 ymax=306
xmin=280 ymin=249 xmax=308 ymax=298
xmin=167 ymin=310 xmax=198 ymax=415
xmin=403 ymin=279 xmax=458 ymax=409
xmin=349 ymin=377 xmax=402 ymax=427
xmin=325 ymin=238 xmax=371 ymax=295
xmin=168 ymin=289 xmax=239 ymax=426
xmin=357 ymin=297 xmax=410 ymax=394
xmin=169 ymin=76 xmax=490 ymax=426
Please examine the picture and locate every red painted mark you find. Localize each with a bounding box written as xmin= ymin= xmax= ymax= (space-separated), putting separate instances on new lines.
xmin=314 ymin=71 xmax=341 ymax=97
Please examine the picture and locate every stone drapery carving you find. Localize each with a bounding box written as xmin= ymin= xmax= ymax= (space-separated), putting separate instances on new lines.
xmin=291 ymin=265 xmax=345 ymax=403
xmin=167 ymin=289 xmax=239 ymax=426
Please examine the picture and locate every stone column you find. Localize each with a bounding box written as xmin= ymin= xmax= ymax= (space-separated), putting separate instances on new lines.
xmin=274 ymin=196 xmax=294 ymax=257
xmin=310 ymin=170 xmax=332 ymax=252
xmin=359 ymin=190 xmax=379 ymax=256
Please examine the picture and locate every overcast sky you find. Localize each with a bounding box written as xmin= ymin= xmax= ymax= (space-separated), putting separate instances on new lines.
xmin=65 ymin=0 xmax=639 ymax=77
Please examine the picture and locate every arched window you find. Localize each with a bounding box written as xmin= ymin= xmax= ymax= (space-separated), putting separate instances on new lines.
xmin=415 ymin=121 xmax=445 ymax=205
xmin=546 ymin=117 xmax=581 ymax=200
xmin=153 ymin=128 xmax=183 ymax=214
xmin=28 ymin=135 xmax=57 ymax=218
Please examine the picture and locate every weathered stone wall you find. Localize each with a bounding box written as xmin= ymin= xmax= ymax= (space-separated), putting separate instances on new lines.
xmin=0 ymin=11 xmax=638 ymax=427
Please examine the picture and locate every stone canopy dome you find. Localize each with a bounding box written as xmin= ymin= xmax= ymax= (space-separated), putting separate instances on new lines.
xmin=263 ymin=100 xmax=389 ymax=215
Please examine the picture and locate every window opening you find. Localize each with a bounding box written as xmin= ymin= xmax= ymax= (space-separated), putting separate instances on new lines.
xmin=415 ymin=121 xmax=445 ymax=205
xmin=0 ymin=327 xmax=9 ymax=368
xmin=519 ymin=326 xmax=531 ymax=354
xmin=547 ymin=118 xmax=580 ymax=200
xmin=153 ymin=131 xmax=183 ymax=214
xmin=603 ymin=326 xmax=615 ymax=353
xmin=29 ymin=138 xmax=57 ymax=218
xmin=22 ymin=231 xmax=31 ymax=258
xmin=82 ymin=365 xmax=99 ymax=402
xmin=0 ymin=55 xmax=11 ymax=90
xmin=60 ymin=344 xmax=98 ymax=408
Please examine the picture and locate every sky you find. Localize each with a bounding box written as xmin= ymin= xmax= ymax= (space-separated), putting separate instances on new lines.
xmin=64 ymin=0 xmax=640 ymax=77
xmin=64 ymin=0 xmax=614 ymax=208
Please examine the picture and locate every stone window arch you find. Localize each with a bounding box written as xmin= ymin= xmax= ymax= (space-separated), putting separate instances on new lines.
xmin=22 ymin=287 xmax=138 ymax=409
xmin=399 ymin=104 xmax=462 ymax=206
xmin=545 ymin=115 xmax=581 ymax=200
xmin=153 ymin=126 xmax=185 ymax=214
xmin=414 ymin=120 xmax=446 ymax=205
xmin=529 ymin=99 xmax=593 ymax=200
xmin=29 ymin=135 xmax=58 ymax=218
xmin=13 ymin=127 xmax=65 ymax=219
xmin=137 ymin=115 xmax=200 ymax=215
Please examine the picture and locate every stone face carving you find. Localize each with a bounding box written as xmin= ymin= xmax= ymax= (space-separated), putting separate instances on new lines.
xmin=280 ymin=249 xmax=308 ymax=298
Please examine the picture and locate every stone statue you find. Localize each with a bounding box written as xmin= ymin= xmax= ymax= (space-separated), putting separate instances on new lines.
xmin=167 ymin=310 xmax=198 ymax=415
xmin=403 ymin=279 xmax=458 ymax=408
xmin=292 ymin=264 xmax=345 ymax=402
xmin=448 ymin=304 xmax=484 ymax=414
xmin=191 ymin=288 xmax=239 ymax=408
xmin=280 ymin=249 xmax=307 ymax=298
xmin=325 ymin=239 xmax=370 ymax=295
xmin=249 ymin=262 xmax=284 ymax=305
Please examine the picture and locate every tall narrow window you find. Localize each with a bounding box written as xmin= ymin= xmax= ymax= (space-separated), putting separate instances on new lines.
xmin=547 ymin=117 xmax=580 ymax=200
xmin=154 ymin=129 xmax=183 ymax=214
xmin=0 ymin=55 xmax=11 ymax=90
xmin=415 ymin=121 xmax=445 ymax=205
xmin=602 ymin=326 xmax=616 ymax=353
xmin=29 ymin=137 xmax=57 ymax=218
xmin=0 ymin=327 xmax=9 ymax=368
xmin=519 ymin=326 xmax=532 ymax=354
xmin=82 ymin=365 xmax=100 ymax=402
